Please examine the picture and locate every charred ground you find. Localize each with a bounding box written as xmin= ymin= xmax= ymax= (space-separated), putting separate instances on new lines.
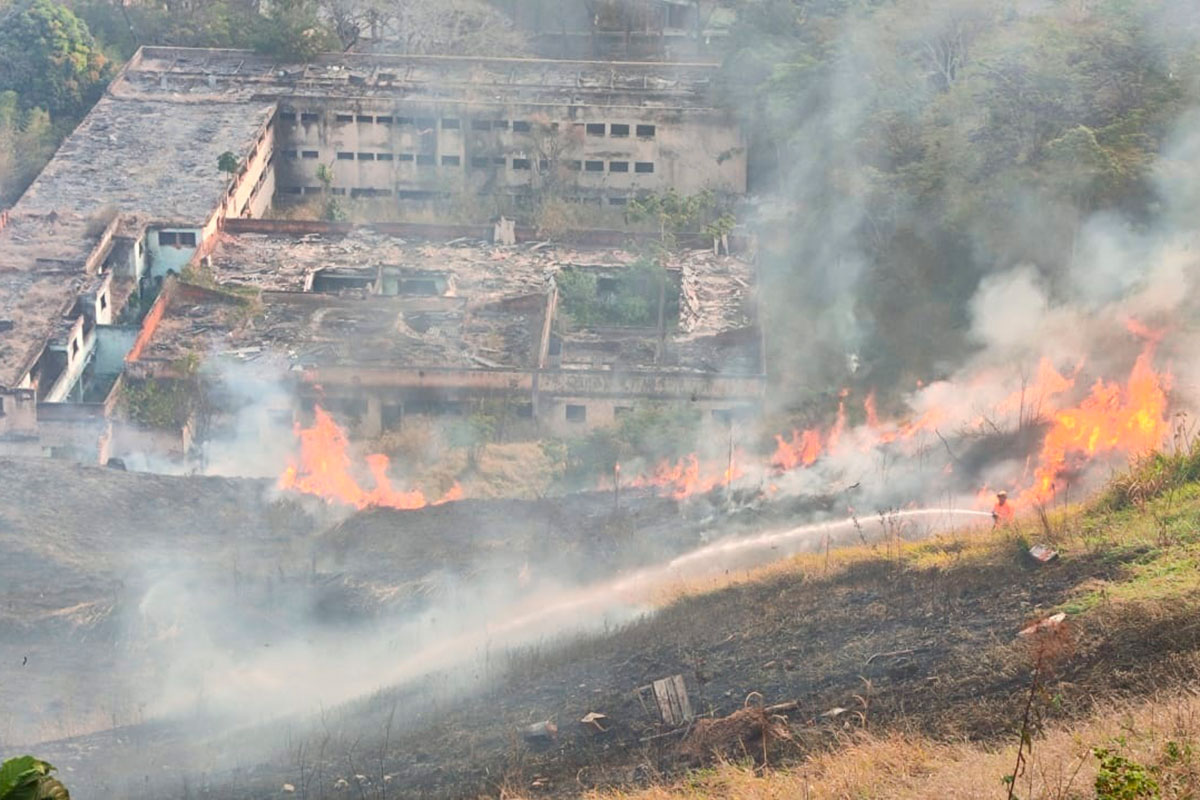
xmin=20 ymin=465 xmax=1200 ymax=799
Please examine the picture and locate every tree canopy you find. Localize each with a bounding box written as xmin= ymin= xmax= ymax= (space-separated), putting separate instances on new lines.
xmin=0 ymin=0 xmax=110 ymax=117
xmin=720 ymin=0 xmax=1200 ymax=398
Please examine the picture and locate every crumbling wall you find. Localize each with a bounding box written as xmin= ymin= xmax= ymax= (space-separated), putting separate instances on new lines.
xmin=273 ymin=100 xmax=745 ymax=206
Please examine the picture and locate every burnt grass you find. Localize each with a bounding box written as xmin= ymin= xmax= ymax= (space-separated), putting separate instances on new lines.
xmin=210 ymin=536 xmax=1200 ymax=799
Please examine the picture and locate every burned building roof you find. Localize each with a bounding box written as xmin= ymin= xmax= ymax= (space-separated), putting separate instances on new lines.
xmin=0 ymin=213 xmax=113 ymax=388
xmin=17 ymin=96 xmax=275 ymax=223
xmin=121 ymin=46 xmax=723 ymax=111
xmin=136 ymin=228 xmax=759 ymax=378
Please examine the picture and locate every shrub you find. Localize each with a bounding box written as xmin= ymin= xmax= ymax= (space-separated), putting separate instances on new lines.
xmin=1094 ymin=746 xmax=1160 ymax=800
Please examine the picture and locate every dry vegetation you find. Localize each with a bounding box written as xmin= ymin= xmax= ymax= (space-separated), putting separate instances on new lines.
xmin=492 ymin=444 xmax=1200 ymax=800
xmin=581 ymin=690 xmax=1200 ymax=799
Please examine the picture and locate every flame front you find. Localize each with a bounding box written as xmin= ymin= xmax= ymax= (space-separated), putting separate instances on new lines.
xmin=1018 ymin=344 xmax=1170 ymax=504
xmin=279 ymin=405 xmax=462 ymax=510
xmin=630 ymin=452 xmax=744 ymax=500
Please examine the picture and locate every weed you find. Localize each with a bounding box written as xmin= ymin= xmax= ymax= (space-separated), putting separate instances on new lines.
xmin=1093 ymin=745 xmax=1160 ymax=799
xmin=1005 ymin=616 xmax=1074 ymax=800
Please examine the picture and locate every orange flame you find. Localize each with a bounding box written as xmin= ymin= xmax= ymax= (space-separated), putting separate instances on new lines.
xmin=771 ymin=428 xmax=822 ymax=470
xmin=864 ymin=392 xmax=881 ymax=428
xmin=630 ymin=452 xmax=744 ymax=500
xmin=279 ymin=406 xmax=462 ymax=510
xmin=1019 ymin=344 xmax=1170 ymax=504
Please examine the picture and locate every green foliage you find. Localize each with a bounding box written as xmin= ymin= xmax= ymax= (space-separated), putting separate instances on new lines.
xmin=315 ymin=163 xmax=334 ymax=189
xmin=1094 ymin=746 xmax=1160 ymax=799
xmin=322 ymin=196 xmax=347 ymax=222
xmin=0 ymin=89 xmax=55 ymax=205
xmin=0 ymin=0 xmax=111 ymax=118
xmin=721 ymin=0 xmax=1199 ymax=397
xmin=216 ymin=150 xmax=240 ymax=176
xmin=252 ymin=0 xmax=336 ymax=61
xmin=563 ymin=403 xmax=702 ymax=485
xmin=626 ymin=189 xmax=729 ymax=246
xmin=71 ymin=0 xmax=260 ymax=58
xmin=557 ymin=258 xmax=677 ymax=329
xmin=0 ymin=756 xmax=69 ymax=800
xmin=1101 ymin=434 xmax=1200 ymax=511
xmin=120 ymin=364 xmax=202 ymax=429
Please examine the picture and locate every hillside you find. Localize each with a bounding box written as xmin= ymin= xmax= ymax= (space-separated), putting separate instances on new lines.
xmin=35 ymin=449 xmax=1195 ymax=799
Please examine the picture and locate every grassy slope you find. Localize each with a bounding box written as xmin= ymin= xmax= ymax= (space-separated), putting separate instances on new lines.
xmin=229 ymin=472 xmax=1200 ymax=799
xmin=544 ymin=468 xmax=1200 ymax=799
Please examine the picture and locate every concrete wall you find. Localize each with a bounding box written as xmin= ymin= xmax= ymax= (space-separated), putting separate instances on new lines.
xmin=0 ymin=389 xmax=38 ymax=436
xmin=43 ymin=317 xmax=93 ymax=403
xmin=217 ymin=113 xmax=277 ymax=220
xmin=274 ymin=100 xmax=745 ymax=207
xmin=536 ymin=394 xmax=757 ymax=435
xmin=300 ymin=362 xmax=764 ymax=436
xmin=0 ymin=413 xmax=112 ymax=463
xmin=148 ymin=228 xmax=202 ymax=278
xmin=94 ymin=326 xmax=141 ymax=376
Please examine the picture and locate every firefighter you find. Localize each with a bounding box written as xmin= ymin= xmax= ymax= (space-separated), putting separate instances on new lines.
xmin=992 ymin=490 xmax=1014 ymax=527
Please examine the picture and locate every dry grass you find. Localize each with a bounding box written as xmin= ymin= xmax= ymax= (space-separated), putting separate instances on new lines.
xmin=364 ymin=422 xmax=564 ymax=499
xmin=560 ymin=691 xmax=1200 ymax=800
xmin=504 ymin=459 xmax=1200 ymax=800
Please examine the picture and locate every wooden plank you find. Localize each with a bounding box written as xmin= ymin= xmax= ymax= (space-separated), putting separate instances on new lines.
xmin=651 ymin=674 xmax=693 ymax=726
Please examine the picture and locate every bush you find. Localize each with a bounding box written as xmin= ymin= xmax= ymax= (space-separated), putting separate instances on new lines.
xmin=1100 ymin=433 xmax=1200 ymax=511
xmin=563 ymin=403 xmax=702 ymax=485
xmin=1094 ymin=746 xmax=1160 ymax=800
xmin=0 ymin=755 xmax=70 ymax=800
xmin=556 ymin=257 xmax=678 ymax=329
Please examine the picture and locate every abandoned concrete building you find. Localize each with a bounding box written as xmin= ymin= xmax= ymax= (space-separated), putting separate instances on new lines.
xmin=127 ymin=225 xmax=763 ymax=441
xmin=0 ymin=45 xmax=753 ymax=463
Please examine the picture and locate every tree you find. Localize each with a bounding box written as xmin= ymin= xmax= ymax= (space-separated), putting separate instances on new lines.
xmin=217 ymin=150 xmax=240 ymax=178
xmin=626 ymin=189 xmax=726 ymax=246
xmin=252 ymin=0 xmax=336 ymax=61
xmin=0 ymin=89 xmax=55 ymax=205
xmin=313 ymin=162 xmax=345 ymax=221
xmin=354 ymin=0 xmax=529 ymax=57
xmin=0 ymin=0 xmax=111 ymax=118
xmin=0 ymin=756 xmax=70 ymax=800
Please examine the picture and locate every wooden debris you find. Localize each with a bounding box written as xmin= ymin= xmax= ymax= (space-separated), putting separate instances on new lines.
xmin=866 ymin=647 xmax=917 ymax=665
xmin=1028 ymin=544 xmax=1059 ymax=563
xmin=1018 ymin=612 xmax=1067 ymax=638
xmin=521 ymin=719 xmax=558 ymax=744
xmin=636 ymin=674 xmax=694 ymax=726
xmin=579 ymin=711 xmax=609 ymax=732
xmin=680 ymin=704 xmax=792 ymax=760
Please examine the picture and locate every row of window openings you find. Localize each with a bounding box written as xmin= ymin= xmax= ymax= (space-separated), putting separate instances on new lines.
xmin=566 ymin=405 xmax=733 ymax=424
xmin=278 ymin=112 xmax=656 ymax=139
xmin=158 ymin=231 xmax=197 ymax=247
xmin=279 ymin=186 xmax=635 ymax=205
xmin=279 ymin=187 xmax=397 ymax=198
xmin=285 ymin=150 xmax=655 ymax=174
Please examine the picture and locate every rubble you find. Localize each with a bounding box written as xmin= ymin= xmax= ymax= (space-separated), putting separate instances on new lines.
xmin=138 ymin=230 xmax=763 ymax=390
xmin=521 ymin=719 xmax=558 ymax=744
xmin=1018 ymin=612 xmax=1067 ymax=637
xmin=680 ymin=703 xmax=792 ymax=761
xmin=1028 ymin=544 xmax=1060 ymax=563
xmin=579 ymin=711 xmax=609 ymax=732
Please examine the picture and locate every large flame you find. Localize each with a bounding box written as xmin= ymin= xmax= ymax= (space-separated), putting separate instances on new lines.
xmin=765 ymin=336 xmax=1170 ymax=508
xmin=279 ymin=405 xmax=462 ymax=510
xmin=771 ymin=428 xmax=822 ymax=470
xmin=1018 ymin=343 xmax=1170 ymax=503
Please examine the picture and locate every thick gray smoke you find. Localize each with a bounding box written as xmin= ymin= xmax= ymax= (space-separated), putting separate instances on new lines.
xmin=748 ymin=0 xmax=1200 ymax=404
